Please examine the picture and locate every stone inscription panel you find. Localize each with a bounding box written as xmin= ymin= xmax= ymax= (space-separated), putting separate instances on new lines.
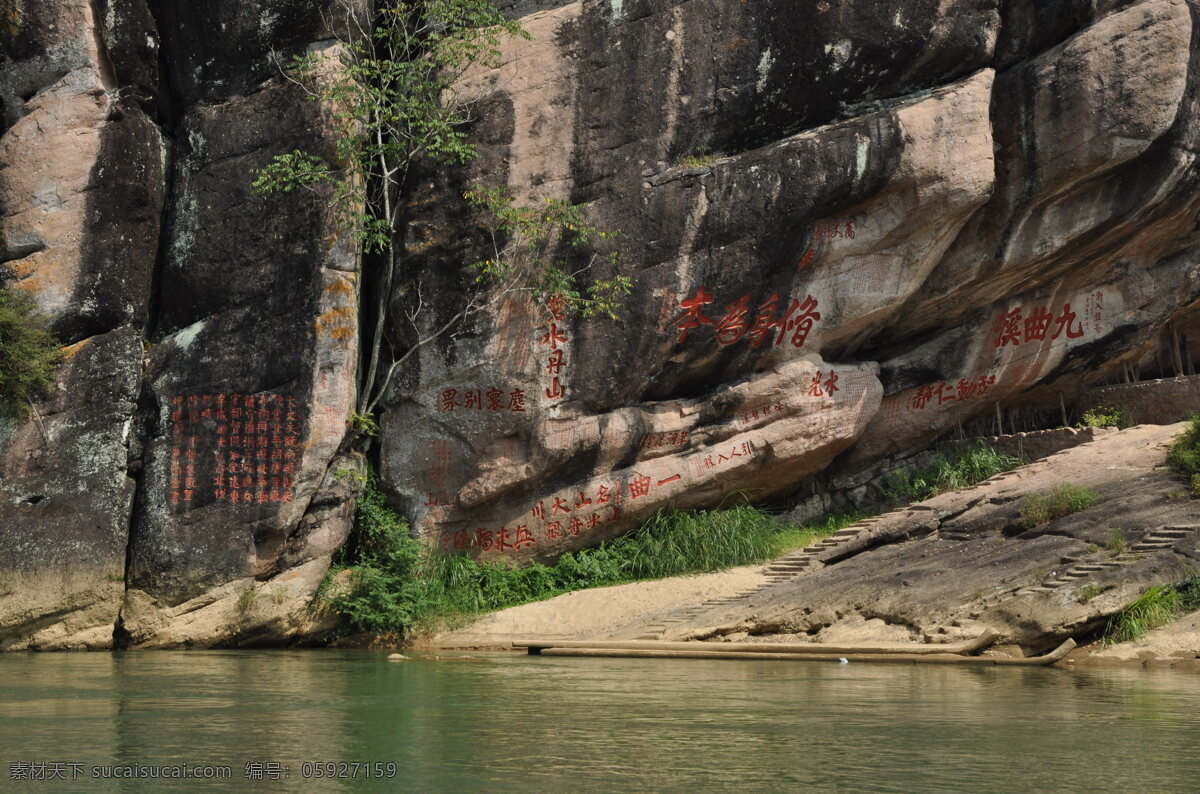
xmin=169 ymin=392 xmax=307 ymax=511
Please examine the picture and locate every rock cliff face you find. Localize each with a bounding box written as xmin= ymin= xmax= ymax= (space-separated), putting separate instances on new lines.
xmin=3 ymin=0 xmax=1200 ymax=648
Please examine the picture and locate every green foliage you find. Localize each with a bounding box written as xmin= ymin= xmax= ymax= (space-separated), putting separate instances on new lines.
xmin=252 ymin=3 xmax=629 ymax=419
xmin=1167 ymin=413 xmax=1200 ymax=495
xmin=330 ymin=473 xmax=865 ymax=637
xmin=1019 ymin=484 xmax=1098 ymax=529
xmin=1078 ymin=405 xmax=1133 ymax=429
xmin=349 ymin=411 xmax=379 ymax=439
xmin=679 ymin=145 xmax=716 ymax=169
xmin=252 ymin=1 xmax=529 ymax=255
xmin=1104 ymin=530 xmax=1127 ymax=557
xmin=1102 ymin=578 xmax=1200 ymax=644
xmin=1077 ymin=583 xmax=1108 ymax=604
xmin=0 ymin=285 xmax=60 ymax=418
xmin=465 ymin=187 xmax=632 ymax=319
xmin=881 ymin=443 xmax=1022 ymax=506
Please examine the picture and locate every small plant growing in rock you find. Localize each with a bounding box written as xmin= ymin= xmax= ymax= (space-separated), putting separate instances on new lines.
xmin=679 ymin=145 xmax=717 ymax=169
xmin=1020 ymin=484 xmax=1098 ymax=528
xmin=1077 ymin=583 xmax=1108 ymax=604
xmin=1104 ymin=530 xmax=1127 ymax=557
xmin=236 ymin=588 xmax=257 ymax=614
xmin=0 ymin=285 xmax=61 ymax=418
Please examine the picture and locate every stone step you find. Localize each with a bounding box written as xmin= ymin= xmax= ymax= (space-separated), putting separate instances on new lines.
xmin=1071 ymin=565 xmax=1107 ymax=572
xmin=1151 ymin=529 xmax=1190 ymax=537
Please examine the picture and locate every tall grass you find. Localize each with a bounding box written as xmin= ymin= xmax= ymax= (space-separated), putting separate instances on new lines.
xmin=328 ymin=475 xmax=865 ymax=637
xmin=1167 ymin=413 xmax=1200 ymax=495
xmin=881 ymin=442 xmax=1022 ymax=505
xmin=1019 ymin=484 xmax=1098 ymax=528
xmin=1103 ymin=577 xmax=1200 ymax=645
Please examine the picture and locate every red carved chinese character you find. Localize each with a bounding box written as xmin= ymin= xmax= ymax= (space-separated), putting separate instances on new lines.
xmin=911 ymin=386 xmax=935 ymax=410
xmin=992 ymin=307 xmax=1023 ymax=347
xmin=808 ymin=374 xmax=824 ymax=397
xmin=1052 ymin=303 xmax=1083 ymax=339
xmin=439 ymin=389 xmax=459 ymax=412
xmin=779 ymin=295 xmax=821 ymax=348
xmin=658 ymin=474 xmax=682 ymax=486
xmin=546 ymin=522 xmax=564 ymax=540
xmin=797 ymin=249 xmax=816 ymax=271
xmin=474 ymin=529 xmax=494 ymax=551
xmin=513 ymin=525 xmax=535 ymax=549
xmin=976 ymin=374 xmax=997 ymax=396
xmin=933 ymin=382 xmax=956 ymax=405
xmin=629 ymin=473 xmax=651 ymax=499
xmin=747 ymin=294 xmax=782 ymax=348
xmin=541 ymin=323 xmax=567 ymax=350
xmin=545 ymin=378 xmax=565 ymax=400
xmin=486 ymin=388 xmax=504 ymax=411
xmin=509 ymin=389 xmax=527 ymax=412
xmin=531 ymin=501 xmax=546 ymax=520
xmin=823 ymin=371 xmax=839 ymax=396
xmin=551 ymin=496 xmax=572 ymax=515
xmin=957 ymin=379 xmax=978 ymax=401
xmin=464 ymin=390 xmax=483 ymax=410
xmin=672 ymin=287 xmax=715 ymax=343
xmin=715 ymin=296 xmax=751 ymax=346
xmin=546 ymin=294 xmax=567 ymax=321
xmin=595 ymin=485 xmax=611 ymax=504
xmin=568 ymin=517 xmax=584 ymax=536
xmin=844 ymin=220 xmax=855 ymax=238
xmin=494 ymin=527 xmax=513 ymax=552
xmin=546 ymin=349 xmax=566 ymax=375
xmin=1024 ymin=306 xmax=1053 ymax=342
xmin=586 ymin=514 xmax=602 ymax=529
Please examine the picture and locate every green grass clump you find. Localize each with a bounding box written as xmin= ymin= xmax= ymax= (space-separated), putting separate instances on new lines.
xmin=329 ymin=473 xmax=866 ymax=637
xmin=1020 ymin=484 xmax=1098 ymax=528
xmin=882 ymin=442 xmax=1022 ymax=506
xmin=1167 ymin=413 xmax=1200 ymax=495
xmin=0 ymin=285 xmax=60 ymax=418
xmin=1104 ymin=530 xmax=1127 ymax=557
xmin=1103 ymin=578 xmax=1200 ymax=644
xmin=1078 ymin=405 xmax=1132 ymax=429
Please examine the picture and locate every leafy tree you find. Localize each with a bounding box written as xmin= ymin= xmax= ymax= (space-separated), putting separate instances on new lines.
xmin=0 ymin=285 xmax=60 ymax=419
xmin=253 ymin=0 xmax=629 ymax=423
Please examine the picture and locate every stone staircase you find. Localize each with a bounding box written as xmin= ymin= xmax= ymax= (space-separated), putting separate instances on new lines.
xmin=761 ymin=517 xmax=886 ymax=580
xmin=1021 ymin=525 xmax=1196 ymax=595
xmin=614 ymin=514 xmax=894 ymax=639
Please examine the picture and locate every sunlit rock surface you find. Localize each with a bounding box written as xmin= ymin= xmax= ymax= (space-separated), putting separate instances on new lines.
xmin=3 ymin=0 xmax=1200 ymax=647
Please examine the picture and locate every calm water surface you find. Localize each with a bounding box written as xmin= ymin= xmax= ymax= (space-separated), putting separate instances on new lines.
xmin=1 ymin=650 xmax=1198 ymax=792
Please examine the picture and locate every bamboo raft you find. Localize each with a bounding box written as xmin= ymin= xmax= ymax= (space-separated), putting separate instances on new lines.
xmin=515 ymin=632 xmax=1077 ymax=667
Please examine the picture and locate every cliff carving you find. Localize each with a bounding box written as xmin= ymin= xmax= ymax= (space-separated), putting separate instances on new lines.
xmin=3 ymin=0 xmax=1200 ymax=648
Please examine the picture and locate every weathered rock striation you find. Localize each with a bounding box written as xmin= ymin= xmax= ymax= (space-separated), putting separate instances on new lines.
xmin=3 ymin=0 xmax=1200 ymax=648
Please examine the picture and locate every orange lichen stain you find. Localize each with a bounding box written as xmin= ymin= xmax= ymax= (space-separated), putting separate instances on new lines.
xmin=329 ymin=326 xmax=355 ymax=341
xmin=315 ymin=307 xmax=354 ymax=329
xmin=4 ymin=1 xmax=21 ymax=40
xmin=325 ymin=279 xmax=354 ymax=297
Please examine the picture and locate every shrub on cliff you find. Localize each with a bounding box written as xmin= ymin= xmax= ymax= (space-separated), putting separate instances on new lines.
xmin=252 ymin=1 xmax=629 ymax=424
xmin=0 ymin=285 xmax=60 ymax=418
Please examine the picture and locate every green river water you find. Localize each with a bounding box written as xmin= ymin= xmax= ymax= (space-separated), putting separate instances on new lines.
xmin=1 ymin=650 xmax=1198 ymax=792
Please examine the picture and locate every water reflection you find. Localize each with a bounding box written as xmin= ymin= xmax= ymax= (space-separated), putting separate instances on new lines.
xmin=1 ymin=652 xmax=1198 ymax=791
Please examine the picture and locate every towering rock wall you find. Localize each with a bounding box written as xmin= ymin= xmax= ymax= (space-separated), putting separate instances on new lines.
xmin=3 ymin=0 xmax=1200 ymax=648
